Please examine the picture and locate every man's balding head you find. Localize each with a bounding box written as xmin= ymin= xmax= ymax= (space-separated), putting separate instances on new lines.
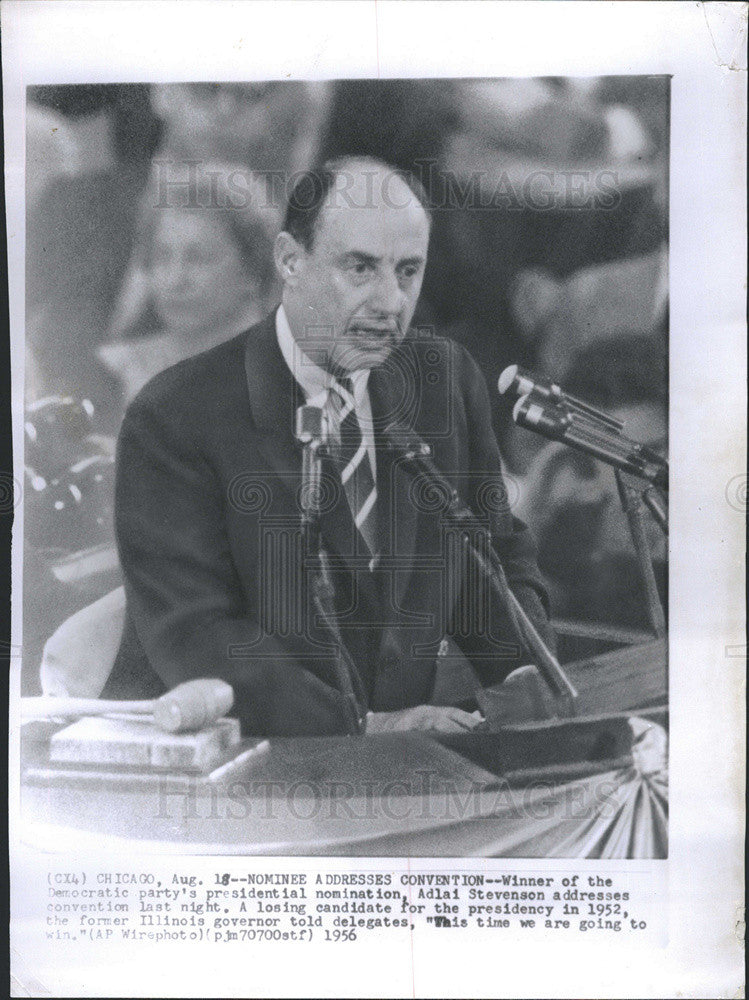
xmin=282 ymin=157 xmax=431 ymax=252
xmin=274 ymin=158 xmax=431 ymax=373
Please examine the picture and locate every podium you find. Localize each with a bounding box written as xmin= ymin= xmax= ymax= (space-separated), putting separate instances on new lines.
xmin=20 ymin=639 xmax=667 ymax=858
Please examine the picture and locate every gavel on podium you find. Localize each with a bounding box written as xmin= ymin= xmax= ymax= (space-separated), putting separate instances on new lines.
xmin=20 ymin=679 xmax=234 ymax=734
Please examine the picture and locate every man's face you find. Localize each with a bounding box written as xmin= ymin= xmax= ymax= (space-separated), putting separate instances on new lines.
xmin=282 ymin=170 xmax=430 ymax=373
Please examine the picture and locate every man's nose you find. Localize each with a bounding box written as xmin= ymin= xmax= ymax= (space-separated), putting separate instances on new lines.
xmin=368 ymin=270 xmax=404 ymax=315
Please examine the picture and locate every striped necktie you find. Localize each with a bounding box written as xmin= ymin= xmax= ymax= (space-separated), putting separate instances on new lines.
xmin=330 ymin=377 xmax=379 ymax=567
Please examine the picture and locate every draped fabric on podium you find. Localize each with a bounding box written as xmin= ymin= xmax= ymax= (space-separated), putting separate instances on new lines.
xmin=23 ymin=717 xmax=667 ymax=859
xmin=460 ymin=718 xmax=668 ymax=859
xmin=286 ymin=716 xmax=668 ymax=860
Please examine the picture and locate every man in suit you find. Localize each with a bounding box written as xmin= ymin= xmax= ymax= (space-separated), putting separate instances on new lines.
xmin=107 ymin=157 xmax=554 ymax=736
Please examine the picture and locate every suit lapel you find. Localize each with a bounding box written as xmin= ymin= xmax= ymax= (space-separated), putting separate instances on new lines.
xmin=243 ymin=313 xmax=306 ymax=493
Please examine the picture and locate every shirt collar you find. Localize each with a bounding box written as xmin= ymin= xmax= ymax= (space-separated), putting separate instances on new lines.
xmin=275 ymin=304 xmax=369 ymax=407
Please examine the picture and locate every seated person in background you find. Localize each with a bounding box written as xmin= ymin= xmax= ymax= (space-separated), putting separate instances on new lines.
xmin=98 ymin=164 xmax=280 ymax=416
xmin=105 ymin=157 xmax=554 ymax=737
xmin=515 ymin=334 xmax=667 ymax=630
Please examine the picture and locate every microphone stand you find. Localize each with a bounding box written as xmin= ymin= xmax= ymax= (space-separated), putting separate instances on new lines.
xmin=642 ymin=485 xmax=668 ymax=535
xmin=387 ymin=426 xmax=579 ymax=716
xmin=614 ymin=471 xmax=667 ymax=638
xmin=296 ymin=406 xmax=365 ymax=735
xmin=509 ymin=384 xmax=669 ymax=637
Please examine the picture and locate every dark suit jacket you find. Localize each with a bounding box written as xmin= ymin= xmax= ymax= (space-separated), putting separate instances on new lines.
xmin=106 ymin=312 xmax=553 ymax=735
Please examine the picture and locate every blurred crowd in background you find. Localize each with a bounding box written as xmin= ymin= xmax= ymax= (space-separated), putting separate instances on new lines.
xmin=23 ymin=78 xmax=668 ymax=691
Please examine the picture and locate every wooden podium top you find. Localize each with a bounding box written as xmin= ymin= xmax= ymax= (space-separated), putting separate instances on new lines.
xmin=20 ymin=710 xmax=665 ymax=856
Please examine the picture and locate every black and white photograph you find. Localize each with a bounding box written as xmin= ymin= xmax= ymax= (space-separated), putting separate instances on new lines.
xmin=19 ymin=72 xmax=671 ymax=855
xmin=5 ymin=2 xmax=745 ymax=998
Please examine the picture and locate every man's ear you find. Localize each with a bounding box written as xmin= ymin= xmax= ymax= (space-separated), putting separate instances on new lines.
xmin=274 ymin=231 xmax=306 ymax=286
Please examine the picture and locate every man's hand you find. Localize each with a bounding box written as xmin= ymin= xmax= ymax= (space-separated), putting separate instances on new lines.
xmin=365 ymin=705 xmax=484 ymax=734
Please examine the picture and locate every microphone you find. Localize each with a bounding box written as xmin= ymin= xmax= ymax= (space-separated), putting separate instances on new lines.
xmin=294 ymin=404 xmax=327 ymax=446
xmin=295 ymin=405 xmax=328 ymax=519
xmin=21 ymin=678 xmax=235 ymax=733
xmin=383 ymin=420 xmax=578 ymax=706
xmin=511 ymin=391 xmax=668 ymax=490
xmin=384 ymin=420 xmax=432 ymax=460
xmin=499 ymin=364 xmax=624 ymax=432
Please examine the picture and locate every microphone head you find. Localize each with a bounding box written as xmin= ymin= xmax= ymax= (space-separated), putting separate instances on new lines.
xmin=512 ymin=395 xmax=529 ymax=423
xmin=153 ymin=679 xmax=234 ymax=733
xmin=498 ymin=365 xmax=519 ymax=395
xmin=384 ymin=420 xmax=422 ymax=451
xmin=499 ymin=365 xmax=543 ymax=399
xmin=295 ymin=404 xmax=326 ymax=444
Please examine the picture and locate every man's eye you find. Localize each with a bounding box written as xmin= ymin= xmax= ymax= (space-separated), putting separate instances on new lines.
xmin=400 ymin=265 xmax=420 ymax=280
xmin=344 ymin=261 xmax=373 ymax=281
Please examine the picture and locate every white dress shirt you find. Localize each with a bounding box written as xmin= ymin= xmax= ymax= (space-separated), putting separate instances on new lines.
xmin=275 ymin=304 xmax=377 ymax=480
